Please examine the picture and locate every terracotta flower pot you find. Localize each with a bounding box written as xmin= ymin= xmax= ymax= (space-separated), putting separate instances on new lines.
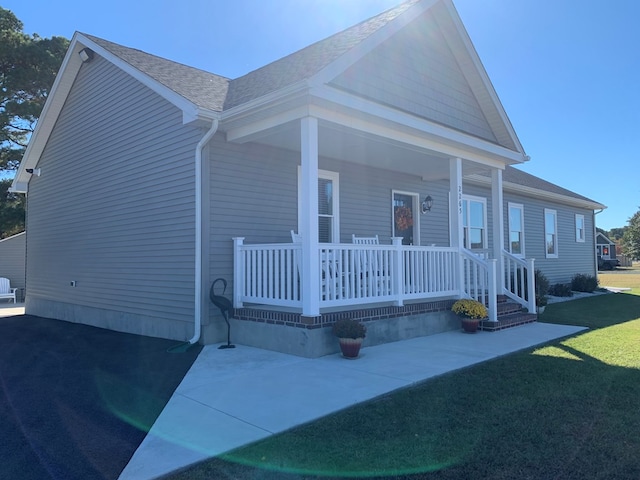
xmin=338 ymin=337 xmax=363 ymax=358
xmin=461 ymin=318 xmax=479 ymax=333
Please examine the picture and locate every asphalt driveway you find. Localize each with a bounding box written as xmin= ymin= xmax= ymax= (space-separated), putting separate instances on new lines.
xmin=0 ymin=314 xmax=201 ymax=480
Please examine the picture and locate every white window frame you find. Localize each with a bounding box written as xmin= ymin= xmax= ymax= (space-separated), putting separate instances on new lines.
xmin=508 ymin=202 xmax=525 ymax=257
xmin=391 ymin=190 xmax=420 ymax=245
xmin=544 ymin=208 xmax=558 ymax=258
xmin=462 ymin=195 xmax=487 ymax=250
xmin=575 ymin=214 xmax=585 ymax=243
xmin=297 ymin=168 xmax=340 ymax=243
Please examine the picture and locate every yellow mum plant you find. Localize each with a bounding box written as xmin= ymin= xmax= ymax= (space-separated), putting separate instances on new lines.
xmin=451 ymin=299 xmax=488 ymax=320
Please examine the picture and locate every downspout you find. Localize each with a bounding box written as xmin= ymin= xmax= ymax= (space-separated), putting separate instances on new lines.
xmin=593 ymin=208 xmax=604 ymax=275
xmin=189 ymin=118 xmax=219 ymax=345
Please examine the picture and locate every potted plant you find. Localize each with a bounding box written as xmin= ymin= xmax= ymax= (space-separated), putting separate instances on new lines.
xmin=332 ymin=318 xmax=366 ymax=358
xmin=451 ymin=299 xmax=488 ymax=333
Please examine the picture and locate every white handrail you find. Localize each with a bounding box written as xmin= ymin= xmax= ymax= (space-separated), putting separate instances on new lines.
xmin=502 ymin=249 xmax=536 ymax=312
xmin=459 ymin=248 xmax=498 ymax=321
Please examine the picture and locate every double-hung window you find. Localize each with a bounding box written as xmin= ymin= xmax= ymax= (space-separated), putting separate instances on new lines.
xmin=575 ymin=214 xmax=585 ymax=242
xmin=462 ymin=195 xmax=487 ymax=250
xmin=508 ymin=203 xmax=525 ymax=256
xmin=298 ymin=168 xmax=340 ymax=243
xmin=544 ymin=209 xmax=558 ymax=258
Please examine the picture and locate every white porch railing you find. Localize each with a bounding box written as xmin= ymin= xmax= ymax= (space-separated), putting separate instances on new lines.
xmin=502 ymin=250 xmax=536 ymax=312
xmin=233 ymin=239 xmax=462 ymax=310
xmin=232 ymin=240 xmax=536 ymax=322
xmin=460 ymin=248 xmax=498 ymax=322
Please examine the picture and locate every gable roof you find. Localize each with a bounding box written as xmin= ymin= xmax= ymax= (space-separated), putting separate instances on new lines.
xmin=224 ymin=0 xmax=422 ymax=109
xmin=13 ymin=0 xmax=528 ymax=192
xmin=596 ymin=232 xmax=615 ymax=245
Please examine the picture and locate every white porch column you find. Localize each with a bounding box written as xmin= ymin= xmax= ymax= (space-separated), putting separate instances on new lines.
xmin=449 ymin=158 xmax=463 ymax=248
xmin=300 ymin=117 xmax=320 ymax=317
xmin=450 ymin=157 xmax=465 ymax=298
xmin=491 ymin=168 xmax=505 ymax=291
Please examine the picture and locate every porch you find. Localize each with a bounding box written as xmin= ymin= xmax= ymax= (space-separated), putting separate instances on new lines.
xmin=232 ymin=238 xmax=537 ymax=327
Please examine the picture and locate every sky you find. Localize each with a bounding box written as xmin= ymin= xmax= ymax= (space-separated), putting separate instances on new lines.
xmin=4 ymin=0 xmax=639 ymax=231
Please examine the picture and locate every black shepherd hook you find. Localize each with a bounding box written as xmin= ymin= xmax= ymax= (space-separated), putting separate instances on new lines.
xmin=210 ymin=278 xmax=235 ymax=349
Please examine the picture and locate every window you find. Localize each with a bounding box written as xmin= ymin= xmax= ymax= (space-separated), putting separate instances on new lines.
xmin=575 ymin=214 xmax=585 ymax=242
xmin=544 ymin=209 xmax=558 ymax=258
xmin=298 ymin=169 xmax=339 ymax=243
xmin=462 ymin=195 xmax=487 ymax=250
xmin=508 ymin=203 xmax=524 ymax=256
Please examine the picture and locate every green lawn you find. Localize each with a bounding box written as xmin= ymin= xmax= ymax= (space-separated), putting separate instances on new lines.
xmin=167 ymin=292 xmax=640 ymax=480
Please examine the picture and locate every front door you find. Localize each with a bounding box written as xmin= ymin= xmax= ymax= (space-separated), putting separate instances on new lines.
xmin=392 ymin=192 xmax=418 ymax=245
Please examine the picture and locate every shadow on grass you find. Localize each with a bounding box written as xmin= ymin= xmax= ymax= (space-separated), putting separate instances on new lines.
xmin=541 ymin=291 xmax=640 ymax=329
xmin=164 ymin=294 xmax=640 ymax=480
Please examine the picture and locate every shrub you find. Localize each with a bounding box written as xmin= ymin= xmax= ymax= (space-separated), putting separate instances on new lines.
xmin=571 ymin=274 xmax=598 ymax=293
xmin=535 ymin=269 xmax=550 ymax=306
xmin=332 ymin=319 xmax=366 ymax=339
xmin=549 ymin=283 xmax=573 ymax=297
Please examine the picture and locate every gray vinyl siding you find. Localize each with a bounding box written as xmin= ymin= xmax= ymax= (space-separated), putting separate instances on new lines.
xmin=501 ymin=191 xmax=596 ymax=285
xmin=0 ymin=232 xmax=26 ymax=298
xmin=207 ymin=141 xmax=451 ymax=309
xmin=330 ymin=10 xmax=497 ymax=144
xmin=26 ymin=55 xmax=203 ymax=327
xmin=453 ymin=182 xmax=597 ymax=285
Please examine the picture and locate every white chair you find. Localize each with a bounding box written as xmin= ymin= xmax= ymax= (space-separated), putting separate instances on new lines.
xmin=0 ymin=277 xmax=17 ymax=303
xmin=290 ymin=230 xmax=340 ymax=300
xmin=351 ymin=235 xmax=389 ymax=296
xmin=352 ymin=234 xmax=379 ymax=245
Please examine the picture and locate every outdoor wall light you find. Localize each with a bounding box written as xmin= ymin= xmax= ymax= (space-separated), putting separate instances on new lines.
xmin=25 ymin=168 xmax=41 ymax=176
xmin=79 ymin=48 xmax=94 ymax=63
xmin=421 ymin=195 xmax=433 ymax=214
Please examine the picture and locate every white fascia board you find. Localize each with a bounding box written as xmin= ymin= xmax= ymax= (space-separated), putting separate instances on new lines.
xmin=310 ymin=86 xmax=526 ymax=166
xmin=465 ymin=174 xmax=606 ymax=210
xmin=309 ymin=0 xmax=438 ymax=88
xmin=442 ymin=0 xmax=525 ymax=154
xmin=10 ymin=34 xmax=85 ymax=193
xmin=221 ymin=81 xmax=310 ymax=124
xmin=226 ymin=105 xmax=312 ymax=143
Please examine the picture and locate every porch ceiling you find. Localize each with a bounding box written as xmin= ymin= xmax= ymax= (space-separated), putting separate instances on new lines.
xmin=233 ymin=119 xmax=490 ymax=181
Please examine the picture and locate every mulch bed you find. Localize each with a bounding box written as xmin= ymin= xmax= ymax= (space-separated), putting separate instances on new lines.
xmin=0 ymin=315 xmax=201 ymax=480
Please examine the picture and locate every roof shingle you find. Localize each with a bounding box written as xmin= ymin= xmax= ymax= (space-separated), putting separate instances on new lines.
xmin=84 ymin=34 xmax=230 ymax=112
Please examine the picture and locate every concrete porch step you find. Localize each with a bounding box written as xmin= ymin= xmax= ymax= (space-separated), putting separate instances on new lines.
xmin=480 ymin=312 xmax=537 ymax=332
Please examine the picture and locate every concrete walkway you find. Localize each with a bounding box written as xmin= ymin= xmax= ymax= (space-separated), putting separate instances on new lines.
xmin=0 ymin=302 xmax=24 ymax=317
xmin=119 ymin=322 xmax=586 ymax=480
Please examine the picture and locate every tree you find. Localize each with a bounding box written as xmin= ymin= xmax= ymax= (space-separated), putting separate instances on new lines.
xmin=622 ymin=209 xmax=640 ymax=261
xmin=0 ymin=7 xmax=68 ymax=237
xmin=0 ymin=178 xmax=25 ymax=237
xmin=608 ymin=226 xmax=627 ymax=242
xmin=1 ymin=7 xmax=68 ymax=173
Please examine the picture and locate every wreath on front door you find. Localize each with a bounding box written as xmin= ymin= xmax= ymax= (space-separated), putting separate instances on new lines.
xmin=394 ymin=206 xmax=413 ymax=231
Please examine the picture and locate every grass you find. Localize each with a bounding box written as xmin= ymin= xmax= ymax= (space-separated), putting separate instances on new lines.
xmin=598 ymin=264 xmax=640 ymax=293
xmin=166 ymin=291 xmax=640 ymax=480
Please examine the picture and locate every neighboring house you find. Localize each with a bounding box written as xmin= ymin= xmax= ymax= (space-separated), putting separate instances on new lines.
xmin=595 ymin=232 xmax=618 ymax=270
xmin=0 ymin=232 xmax=26 ymax=301
xmin=11 ymin=0 xmax=604 ymax=356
